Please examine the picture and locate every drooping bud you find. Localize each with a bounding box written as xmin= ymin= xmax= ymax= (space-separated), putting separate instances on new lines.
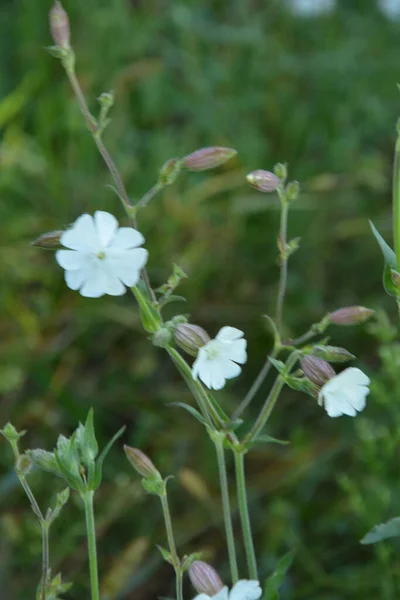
xmin=49 ymin=2 xmax=70 ymax=49
xmin=189 ymin=561 xmax=224 ymax=596
xmin=285 ymin=180 xmax=300 ymax=202
xmin=31 ymin=230 xmax=63 ymax=249
xmin=159 ymin=158 xmax=183 ymax=186
xmin=174 ymin=323 xmax=211 ymax=357
xmin=300 ymin=356 xmax=335 ymax=387
xmin=16 ymin=454 xmax=32 ymax=475
xmin=124 ymin=446 xmax=161 ymax=479
xmin=329 ymin=306 xmax=375 ymax=326
xmin=246 ymin=170 xmax=280 ymax=193
xmin=183 ymin=147 xmax=237 ymax=171
xmin=311 ymin=345 xmax=356 ymax=363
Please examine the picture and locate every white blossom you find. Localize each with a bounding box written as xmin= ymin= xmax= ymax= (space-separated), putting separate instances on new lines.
xmin=193 ymin=580 xmax=262 ymax=600
xmin=286 ymin=0 xmax=336 ymax=17
xmin=55 ymin=211 xmax=148 ymax=298
xmin=318 ymin=367 xmax=370 ymax=418
xmin=192 ymin=326 xmax=247 ymax=390
xmin=379 ymin=0 xmax=400 ymax=20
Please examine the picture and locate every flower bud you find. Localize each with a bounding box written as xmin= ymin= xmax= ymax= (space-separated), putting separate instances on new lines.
xmin=49 ymin=2 xmax=70 ymax=49
xmin=124 ymin=446 xmax=161 ymax=479
xmin=312 ymin=345 xmax=355 ymax=363
xmin=0 ymin=422 xmax=25 ymax=442
xmin=98 ymin=91 xmax=114 ymax=109
xmin=189 ymin=561 xmax=224 ymax=596
xmin=329 ymin=306 xmax=375 ymax=326
xmin=246 ymin=170 xmax=280 ymax=193
xmin=174 ymin=323 xmax=211 ymax=357
xmin=273 ymin=162 xmax=287 ymax=180
xmin=300 ymin=356 xmax=335 ymax=387
xmin=159 ymin=158 xmax=183 ymax=185
xmin=183 ymin=147 xmax=237 ymax=171
xmin=16 ymin=454 xmax=32 ymax=475
xmin=285 ymin=180 xmax=300 ymax=202
xmin=32 ymin=230 xmax=63 ymax=249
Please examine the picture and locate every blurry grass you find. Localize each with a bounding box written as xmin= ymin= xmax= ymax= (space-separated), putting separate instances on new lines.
xmin=1 ymin=0 xmax=400 ymax=598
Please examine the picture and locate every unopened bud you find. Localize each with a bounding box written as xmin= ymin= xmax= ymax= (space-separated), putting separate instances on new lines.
xmin=300 ymin=356 xmax=335 ymax=387
xmin=312 ymin=345 xmax=355 ymax=363
xmin=159 ymin=158 xmax=183 ymax=185
xmin=98 ymin=91 xmax=114 ymax=109
xmin=286 ymin=180 xmax=300 ymax=202
xmin=0 ymin=422 xmax=25 ymax=442
xmin=32 ymin=230 xmax=63 ymax=249
xmin=246 ymin=170 xmax=280 ymax=193
xmin=273 ymin=162 xmax=287 ymax=180
xmin=16 ymin=454 xmax=32 ymax=475
xmin=174 ymin=324 xmax=210 ymax=357
xmin=124 ymin=446 xmax=161 ymax=479
xmin=183 ymin=147 xmax=237 ymax=172
xmin=189 ymin=561 xmax=224 ymax=596
xmin=49 ymin=2 xmax=70 ymax=49
xmin=329 ymin=306 xmax=375 ymax=326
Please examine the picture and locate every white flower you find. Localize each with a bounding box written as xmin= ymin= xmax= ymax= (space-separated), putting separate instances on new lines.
xmin=318 ymin=367 xmax=370 ymax=418
xmin=193 ymin=580 xmax=262 ymax=600
xmin=192 ymin=326 xmax=247 ymax=390
xmin=55 ymin=211 xmax=148 ymax=298
xmin=379 ymin=0 xmax=400 ymax=20
xmin=286 ymin=0 xmax=336 ymax=17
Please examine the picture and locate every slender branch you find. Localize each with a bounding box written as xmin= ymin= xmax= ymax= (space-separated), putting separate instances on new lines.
xmin=276 ymin=196 xmax=289 ymax=334
xmin=245 ymin=352 xmax=298 ymax=445
xmin=233 ymin=450 xmax=258 ymax=580
xmin=160 ymin=490 xmax=183 ymax=600
xmin=63 ymin=58 xmax=156 ymax=302
xmin=212 ymin=433 xmax=239 ymax=584
xmin=137 ymin=182 xmax=164 ymax=208
xmin=83 ymin=491 xmax=100 ymax=600
xmin=393 ymin=129 xmax=400 ymax=265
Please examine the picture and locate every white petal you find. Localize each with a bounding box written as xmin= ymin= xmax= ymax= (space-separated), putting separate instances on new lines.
xmin=214 ymin=588 xmax=229 ymax=600
xmin=64 ymin=268 xmax=88 ymax=291
xmin=216 ymin=326 xmax=244 ymax=342
xmin=108 ymin=227 xmax=145 ymax=250
xmin=192 ymin=595 xmax=212 ymax=600
xmin=347 ymin=386 xmax=369 ymax=413
xmin=193 ymin=354 xmax=226 ymax=390
xmin=106 ymin=248 xmax=148 ymax=286
xmin=323 ymin=390 xmax=356 ymax=418
xmin=55 ymin=250 xmax=89 ymax=270
xmin=229 ymin=580 xmax=262 ymax=600
xmin=60 ymin=214 xmax=100 ymax=252
xmin=227 ymin=338 xmax=247 ymax=364
xmin=94 ymin=211 xmax=118 ymax=247
xmin=326 ymin=367 xmax=370 ymax=391
xmin=79 ymin=266 xmax=125 ymax=298
xmin=220 ymin=359 xmax=242 ymax=380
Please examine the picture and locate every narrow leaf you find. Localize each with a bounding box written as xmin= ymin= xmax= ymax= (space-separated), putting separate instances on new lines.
xmin=360 ymin=517 xmax=400 ymax=544
xmin=263 ymin=550 xmax=295 ymax=600
xmin=169 ymin=402 xmax=207 ymax=425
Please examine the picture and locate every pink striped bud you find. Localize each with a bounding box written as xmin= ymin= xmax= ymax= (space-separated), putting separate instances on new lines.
xmin=300 ymin=356 xmax=335 ymax=387
xmin=246 ymin=170 xmax=280 ymax=193
xmin=183 ymin=147 xmax=237 ymax=171
xmin=49 ymin=2 xmax=70 ymax=49
xmin=329 ymin=306 xmax=375 ymax=326
xmin=189 ymin=561 xmax=224 ymax=596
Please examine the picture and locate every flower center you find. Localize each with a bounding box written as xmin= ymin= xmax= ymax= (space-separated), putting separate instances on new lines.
xmin=96 ymin=251 xmax=106 ymax=260
xmin=204 ymin=340 xmax=222 ymax=360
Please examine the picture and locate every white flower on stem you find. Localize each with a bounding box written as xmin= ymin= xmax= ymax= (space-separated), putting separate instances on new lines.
xmin=193 ymin=580 xmax=262 ymax=600
xmin=318 ymin=367 xmax=370 ymax=418
xmin=192 ymin=326 xmax=247 ymax=390
xmin=55 ymin=211 xmax=148 ymax=298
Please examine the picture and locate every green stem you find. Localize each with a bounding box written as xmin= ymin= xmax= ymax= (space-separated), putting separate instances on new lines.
xmin=63 ymin=57 xmax=156 ymax=302
xmin=83 ymin=491 xmax=100 ymax=600
xmin=160 ymin=491 xmax=183 ymax=600
xmin=276 ymin=198 xmax=289 ymax=334
xmin=137 ymin=182 xmax=164 ymax=208
xmin=245 ymin=352 xmax=298 ymax=445
xmin=233 ymin=450 xmax=258 ymax=580
xmin=41 ymin=522 xmax=50 ymax=600
xmin=393 ymin=131 xmax=400 ymax=265
xmin=212 ymin=433 xmax=239 ymax=584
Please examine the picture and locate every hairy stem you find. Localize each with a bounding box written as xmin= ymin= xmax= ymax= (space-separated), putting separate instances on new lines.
xmin=276 ymin=197 xmax=289 ymax=334
xmin=245 ymin=352 xmax=298 ymax=445
xmin=213 ymin=434 xmax=239 ymax=584
xmin=83 ymin=491 xmax=100 ymax=600
xmin=160 ymin=490 xmax=183 ymax=600
xmin=63 ymin=57 xmax=156 ymax=302
xmin=393 ymin=132 xmax=400 ymax=266
xmin=233 ymin=450 xmax=258 ymax=580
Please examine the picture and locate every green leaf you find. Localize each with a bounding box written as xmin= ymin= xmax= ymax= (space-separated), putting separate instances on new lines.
xmin=360 ymin=517 xmax=400 ymax=544
xmin=91 ymin=426 xmax=126 ymax=491
xmin=77 ymin=408 xmax=99 ymax=467
xmin=254 ymin=434 xmax=290 ymax=446
xmin=169 ymin=402 xmax=207 ymax=425
xmin=156 ymin=545 xmax=173 ymax=564
xmin=159 ymin=295 xmax=187 ymax=309
xmin=269 ymin=358 xmax=286 ymax=375
xmin=369 ymin=221 xmax=398 ymax=296
xmin=263 ymin=550 xmax=295 ymax=600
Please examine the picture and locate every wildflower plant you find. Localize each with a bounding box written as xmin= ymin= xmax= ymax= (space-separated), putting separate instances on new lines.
xmin=2 ymin=3 xmax=384 ymax=600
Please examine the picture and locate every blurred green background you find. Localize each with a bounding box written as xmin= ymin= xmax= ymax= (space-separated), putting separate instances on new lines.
xmin=2 ymin=0 xmax=400 ymax=598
